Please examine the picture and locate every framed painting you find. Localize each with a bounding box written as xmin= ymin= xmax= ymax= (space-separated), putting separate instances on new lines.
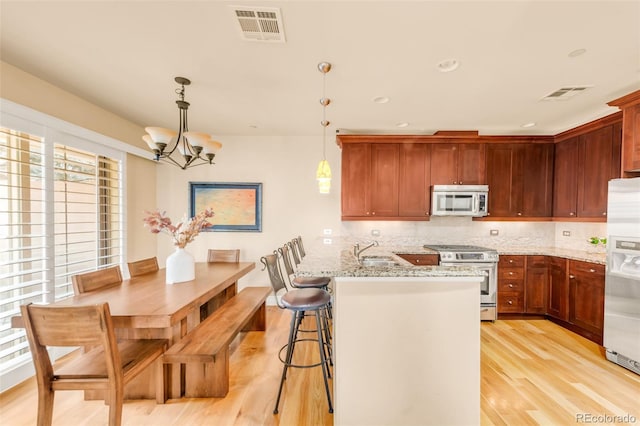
xmin=189 ymin=182 xmax=262 ymax=232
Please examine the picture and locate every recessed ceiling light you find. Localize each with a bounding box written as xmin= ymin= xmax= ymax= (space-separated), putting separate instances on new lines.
xmin=437 ymin=59 xmax=459 ymax=73
xmin=396 ymin=122 xmax=409 ymax=128
xmin=373 ymin=96 xmax=390 ymax=104
xmin=568 ymin=48 xmax=587 ymax=58
xmin=521 ymin=122 xmax=536 ymax=128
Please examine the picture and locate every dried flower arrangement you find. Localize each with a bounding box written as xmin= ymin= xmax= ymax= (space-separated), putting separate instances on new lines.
xmin=143 ymin=208 xmax=214 ymax=248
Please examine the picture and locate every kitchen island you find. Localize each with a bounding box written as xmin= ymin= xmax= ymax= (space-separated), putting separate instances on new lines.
xmin=296 ymin=242 xmax=485 ymax=426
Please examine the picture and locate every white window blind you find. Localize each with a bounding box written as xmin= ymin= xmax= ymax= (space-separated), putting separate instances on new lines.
xmin=0 ymin=126 xmax=123 ymax=377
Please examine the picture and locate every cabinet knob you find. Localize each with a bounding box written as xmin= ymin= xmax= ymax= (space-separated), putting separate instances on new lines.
xmin=453 ymin=181 xmax=458 ymax=184
xmin=416 ymin=259 xmax=421 ymax=263
xmin=569 ymin=274 xmax=575 ymax=279
xmin=509 ymin=272 xmax=514 ymax=275
xmin=509 ymin=259 xmax=514 ymax=263
xmin=517 ymin=212 xmax=522 ymax=216
xmin=569 ymin=212 xmax=575 ymax=216
xmin=508 ymin=300 xmax=513 ymax=305
xmin=589 ymin=269 xmax=596 ymax=273
xmin=602 ymin=212 xmax=607 ymax=216
xmin=509 ymin=284 xmax=514 ymax=288
xmin=372 ymin=212 xmax=376 ymax=215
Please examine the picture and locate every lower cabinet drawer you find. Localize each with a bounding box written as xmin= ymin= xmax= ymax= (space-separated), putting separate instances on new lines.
xmin=499 ymin=280 xmax=524 ymax=292
xmin=498 ymin=291 xmax=524 ymax=313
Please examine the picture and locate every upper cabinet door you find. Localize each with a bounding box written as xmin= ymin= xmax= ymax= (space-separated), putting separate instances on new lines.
xmin=430 ymin=143 xmax=486 ymax=185
xmin=553 ymin=137 xmax=579 ymax=217
xmin=457 ymin=143 xmax=486 ymax=185
xmin=577 ymin=124 xmax=621 ymax=218
xmin=486 ymin=144 xmax=521 ymax=217
xmin=430 ymin=144 xmax=459 ymax=185
xmin=369 ymin=144 xmax=399 ymax=217
xmin=398 ymin=143 xmax=431 ymax=217
xmin=341 ymin=143 xmax=371 ymax=217
xmin=522 ymin=143 xmax=554 ymax=217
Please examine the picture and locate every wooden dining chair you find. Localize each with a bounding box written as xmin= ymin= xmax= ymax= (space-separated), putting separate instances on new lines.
xmin=20 ymin=302 xmax=167 ymax=426
xmin=127 ymin=257 xmax=159 ymax=277
xmin=207 ymin=249 xmax=240 ymax=263
xmin=71 ymin=265 xmax=123 ymax=295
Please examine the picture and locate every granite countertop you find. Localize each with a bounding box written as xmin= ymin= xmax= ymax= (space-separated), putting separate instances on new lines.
xmin=295 ymin=238 xmax=606 ymax=278
xmin=295 ymin=244 xmax=485 ymax=278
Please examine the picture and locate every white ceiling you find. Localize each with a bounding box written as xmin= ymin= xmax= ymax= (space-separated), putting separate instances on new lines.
xmin=1 ymin=1 xmax=639 ymax=141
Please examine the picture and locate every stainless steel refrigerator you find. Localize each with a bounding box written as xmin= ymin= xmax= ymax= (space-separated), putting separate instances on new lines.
xmin=604 ymin=177 xmax=640 ymax=375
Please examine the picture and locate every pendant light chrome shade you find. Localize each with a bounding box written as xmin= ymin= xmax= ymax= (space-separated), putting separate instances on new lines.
xmin=316 ymin=62 xmax=332 ymax=194
xmin=143 ymin=77 xmax=222 ymax=170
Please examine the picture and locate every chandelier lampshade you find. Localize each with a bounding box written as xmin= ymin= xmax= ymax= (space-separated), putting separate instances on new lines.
xmin=143 ymin=77 xmax=222 ymax=169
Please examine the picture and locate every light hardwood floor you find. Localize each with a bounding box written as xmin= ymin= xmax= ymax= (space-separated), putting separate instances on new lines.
xmin=1 ymin=307 xmax=639 ymax=425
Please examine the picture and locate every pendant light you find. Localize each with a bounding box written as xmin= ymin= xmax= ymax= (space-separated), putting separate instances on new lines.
xmin=316 ymin=62 xmax=332 ymax=194
xmin=142 ymin=77 xmax=222 ymax=170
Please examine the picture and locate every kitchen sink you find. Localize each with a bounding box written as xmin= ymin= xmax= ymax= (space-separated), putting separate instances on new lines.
xmin=359 ymin=255 xmax=399 ymax=267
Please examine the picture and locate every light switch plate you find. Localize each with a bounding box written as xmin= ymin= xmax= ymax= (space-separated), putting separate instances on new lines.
xmin=323 ymin=228 xmax=332 ymax=235
xmin=371 ymin=229 xmax=381 ymax=237
xmin=490 ymin=229 xmax=499 ymax=236
xmin=563 ymin=231 xmax=571 ymax=237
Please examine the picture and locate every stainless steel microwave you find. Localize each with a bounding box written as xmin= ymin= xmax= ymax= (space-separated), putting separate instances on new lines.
xmin=431 ymin=185 xmax=489 ymax=217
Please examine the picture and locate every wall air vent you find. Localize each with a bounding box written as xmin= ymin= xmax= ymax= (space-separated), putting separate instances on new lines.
xmin=541 ymin=86 xmax=593 ymax=101
xmin=230 ymin=6 xmax=285 ymax=42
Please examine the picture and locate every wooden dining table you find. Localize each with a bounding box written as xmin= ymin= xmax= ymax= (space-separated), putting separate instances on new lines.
xmin=17 ymin=261 xmax=256 ymax=400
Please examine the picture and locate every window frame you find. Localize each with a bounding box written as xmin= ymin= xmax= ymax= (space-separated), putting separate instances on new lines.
xmin=0 ymin=99 xmax=133 ymax=392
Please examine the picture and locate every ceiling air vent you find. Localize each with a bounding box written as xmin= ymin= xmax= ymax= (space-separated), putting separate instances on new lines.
xmin=541 ymin=86 xmax=592 ymax=101
xmin=230 ymin=6 xmax=285 ymax=42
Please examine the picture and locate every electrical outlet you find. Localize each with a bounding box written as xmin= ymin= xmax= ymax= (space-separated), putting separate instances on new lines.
xmin=490 ymin=229 xmax=499 ymax=236
xmin=323 ymin=228 xmax=332 ymax=235
xmin=371 ymin=229 xmax=380 ymax=237
xmin=323 ymin=238 xmax=332 ymax=245
xmin=563 ymin=231 xmax=571 ymax=237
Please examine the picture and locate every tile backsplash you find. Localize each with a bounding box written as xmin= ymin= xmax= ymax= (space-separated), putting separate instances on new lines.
xmin=339 ymin=217 xmax=607 ymax=251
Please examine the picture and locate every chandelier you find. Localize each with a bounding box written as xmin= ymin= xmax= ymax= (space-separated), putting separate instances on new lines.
xmin=143 ymin=77 xmax=222 ymax=170
xmin=316 ymin=62 xmax=332 ymax=194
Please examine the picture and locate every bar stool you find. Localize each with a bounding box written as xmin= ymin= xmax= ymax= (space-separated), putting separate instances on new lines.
xmin=261 ymin=253 xmax=333 ymax=414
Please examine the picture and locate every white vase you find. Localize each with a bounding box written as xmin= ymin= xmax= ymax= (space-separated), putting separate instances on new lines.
xmin=166 ymin=247 xmax=195 ymax=284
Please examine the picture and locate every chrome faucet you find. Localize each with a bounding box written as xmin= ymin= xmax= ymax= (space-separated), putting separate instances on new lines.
xmin=353 ymin=240 xmax=379 ymax=262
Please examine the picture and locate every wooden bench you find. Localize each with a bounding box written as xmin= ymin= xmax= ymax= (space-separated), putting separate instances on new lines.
xmin=161 ymin=286 xmax=271 ymax=400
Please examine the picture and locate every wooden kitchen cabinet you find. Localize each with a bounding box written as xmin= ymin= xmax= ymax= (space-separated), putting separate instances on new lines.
xmin=525 ymin=256 xmax=548 ymax=314
xmin=608 ymin=89 xmax=640 ymax=176
xmin=341 ymin=143 xmax=371 ymax=217
xmin=497 ymin=255 xmax=525 ymax=313
xmin=486 ymin=143 xmax=553 ymax=218
xmin=553 ymin=119 xmax=622 ymax=219
xmin=552 ymin=137 xmax=579 ymax=217
xmin=576 ymin=123 xmax=622 ymax=218
xmin=430 ymin=143 xmax=486 ymax=185
xmin=398 ymin=143 xmax=431 ymax=217
xmin=341 ymin=143 xmax=399 ymax=219
xmin=568 ymin=260 xmax=605 ymax=343
xmin=395 ymin=253 xmax=439 ymax=266
xmin=369 ymin=144 xmax=400 ymax=217
xmin=547 ymin=257 xmax=569 ymax=321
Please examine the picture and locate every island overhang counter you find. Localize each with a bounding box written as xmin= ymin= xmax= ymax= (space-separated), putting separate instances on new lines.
xmin=295 ymin=245 xmax=484 ymax=426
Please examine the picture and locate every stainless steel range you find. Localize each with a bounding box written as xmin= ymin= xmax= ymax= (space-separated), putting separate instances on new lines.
xmin=423 ymin=244 xmax=499 ymax=321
